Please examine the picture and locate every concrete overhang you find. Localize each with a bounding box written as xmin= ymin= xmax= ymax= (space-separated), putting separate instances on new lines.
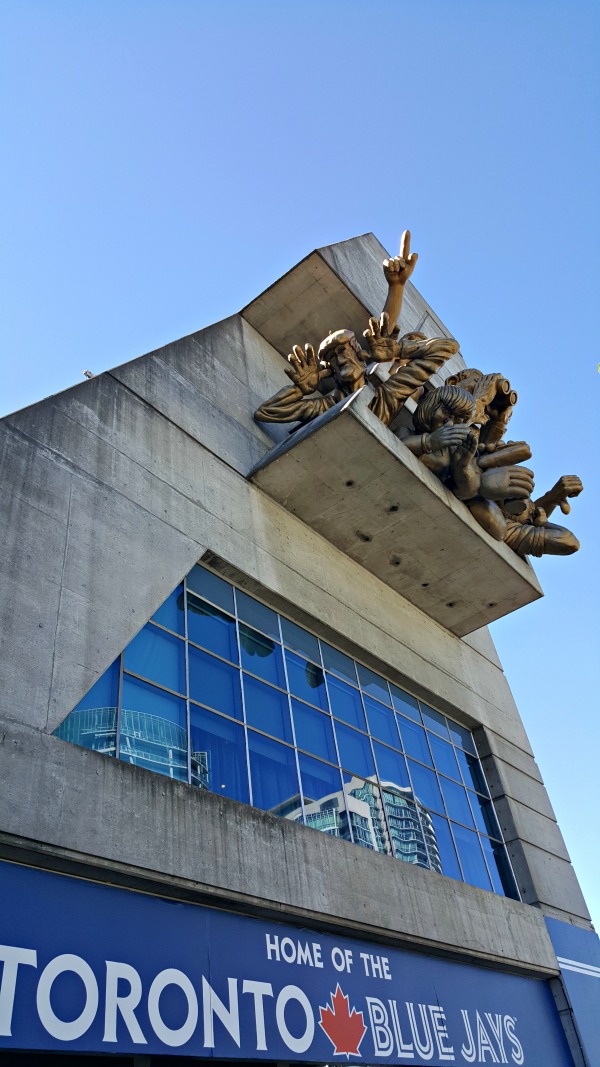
xmin=250 ymin=388 xmax=543 ymax=637
xmin=241 ymin=232 xmax=466 ymax=389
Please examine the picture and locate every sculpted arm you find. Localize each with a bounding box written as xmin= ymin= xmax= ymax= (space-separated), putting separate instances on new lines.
xmin=534 ymin=475 xmax=583 ymax=519
xmin=369 ymin=335 xmax=460 ymax=426
xmin=254 ymin=344 xmax=331 ymax=424
xmin=381 ymin=230 xmax=419 ymax=331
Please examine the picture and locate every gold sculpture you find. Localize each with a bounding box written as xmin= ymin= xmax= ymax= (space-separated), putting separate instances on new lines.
xmin=254 ymin=231 xmax=583 ymax=559
xmin=255 ymin=232 xmax=460 ymax=429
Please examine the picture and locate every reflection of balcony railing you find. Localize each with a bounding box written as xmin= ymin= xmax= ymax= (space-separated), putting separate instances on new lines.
xmin=54 ymin=707 xmax=208 ymax=788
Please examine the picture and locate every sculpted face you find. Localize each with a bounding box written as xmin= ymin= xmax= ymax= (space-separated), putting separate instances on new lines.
xmin=430 ymin=404 xmax=455 ymax=431
xmin=328 ymin=341 xmax=365 ymax=389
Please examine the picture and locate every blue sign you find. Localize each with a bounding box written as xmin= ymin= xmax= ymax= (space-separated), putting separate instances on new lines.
xmin=546 ymin=916 xmax=600 ymax=1066
xmin=0 ymin=860 xmax=573 ymax=1063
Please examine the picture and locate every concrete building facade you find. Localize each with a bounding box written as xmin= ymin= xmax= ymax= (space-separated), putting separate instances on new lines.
xmin=0 ymin=234 xmax=598 ymax=1065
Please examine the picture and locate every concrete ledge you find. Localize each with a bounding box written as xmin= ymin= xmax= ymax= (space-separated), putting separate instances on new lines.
xmin=250 ymin=389 xmax=543 ymax=636
xmin=0 ymin=718 xmax=562 ymax=976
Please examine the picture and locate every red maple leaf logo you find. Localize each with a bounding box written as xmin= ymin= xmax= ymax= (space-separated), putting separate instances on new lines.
xmin=319 ymin=984 xmax=367 ymax=1057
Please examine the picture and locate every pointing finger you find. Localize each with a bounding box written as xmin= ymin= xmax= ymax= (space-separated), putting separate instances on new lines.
xmin=400 ymin=229 xmax=411 ymax=258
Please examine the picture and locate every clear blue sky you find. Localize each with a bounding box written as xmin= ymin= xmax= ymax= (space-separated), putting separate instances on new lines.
xmin=2 ymin=1 xmax=599 ymax=927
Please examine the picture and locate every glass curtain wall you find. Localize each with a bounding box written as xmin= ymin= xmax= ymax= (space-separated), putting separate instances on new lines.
xmin=55 ymin=564 xmax=519 ymax=900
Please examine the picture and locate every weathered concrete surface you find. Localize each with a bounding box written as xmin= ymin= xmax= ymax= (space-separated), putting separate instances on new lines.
xmin=251 ymin=388 xmax=542 ymax=636
xmin=0 ymin=717 xmax=562 ymax=976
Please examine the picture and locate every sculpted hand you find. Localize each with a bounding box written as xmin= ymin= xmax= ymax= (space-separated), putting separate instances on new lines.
xmin=480 ymin=465 xmax=535 ymax=501
xmin=428 ymin=424 xmax=473 ymax=452
xmin=363 ymin=312 xmax=401 ymax=362
xmin=543 ymin=475 xmax=584 ymax=515
xmin=452 ymin=428 xmax=480 ymax=465
xmin=284 ymin=344 xmax=326 ymax=395
xmin=383 ymin=230 xmax=418 ymax=287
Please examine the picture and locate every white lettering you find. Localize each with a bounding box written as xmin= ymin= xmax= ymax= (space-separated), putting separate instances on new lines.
xmin=280 ymin=938 xmax=296 ymax=963
xmin=485 ymin=1013 xmax=507 ymax=1063
xmin=147 ymin=968 xmax=198 ymax=1048
xmin=460 ymin=1009 xmax=476 ymax=1062
xmin=389 ymin=999 xmax=414 ymax=1058
xmin=275 ymin=985 xmax=314 ymax=1053
xmin=476 ymin=1012 xmax=499 ymax=1062
xmin=331 ymin=947 xmax=347 ymax=972
xmin=0 ymin=945 xmax=37 ymax=1037
xmin=366 ymin=997 xmax=394 ymax=1056
xmin=504 ymin=1016 xmax=524 ymax=1065
xmin=242 ymin=979 xmax=273 ymax=1050
xmin=430 ymin=1005 xmax=454 ymax=1061
xmin=406 ymin=1002 xmax=434 ymax=1060
xmin=202 ymin=976 xmax=240 ymax=1049
xmin=103 ymin=961 xmax=146 ymax=1044
xmin=313 ymin=943 xmax=323 ymax=968
xmin=265 ymin=934 xmax=280 ymax=961
xmin=360 ymin=952 xmax=391 ymax=979
xmin=36 ymin=954 xmax=98 ymax=1041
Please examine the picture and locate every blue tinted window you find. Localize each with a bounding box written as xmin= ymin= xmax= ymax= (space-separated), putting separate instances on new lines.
xmin=335 ymin=723 xmax=375 ymax=778
xmin=469 ymin=793 xmax=501 ymax=838
xmin=280 ymin=618 xmax=320 ymax=663
xmin=122 ymin=674 xmax=186 ymax=727
xmin=390 ymin=685 xmax=421 ymax=721
xmin=327 ymin=675 xmax=366 ymax=729
xmin=236 ymin=590 xmax=280 ymax=641
xmin=452 ymin=824 xmax=492 ymax=891
xmin=123 ymin=624 xmax=185 ymax=694
xmin=247 ymin=733 xmax=300 ymax=814
xmin=54 ymin=660 xmax=119 ymax=755
xmin=357 ymin=664 xmax=390 ymax=705
xmin=373 ymin=742 xmax=409 ymax=790
xmin=187 ymin=565 xmax=234 ymax=614
xmin=189 ymin=705 xmax=249 ymax=803
xmin=189 ymin=646 xmax=242 ymax=720
xmin=439 ymin=776 xmax=476 ymax=828
xmin=152 ymin=584 xmax=185 ymax=635
xmin=321 ymin=643 xmax=358 ymax=686
xmin=448 ymin=720 xmax=477 ymax=754
xmin=420 ymin=704 xmax=449 ymax=738
xmin=73 ymin=660 xmax=119 ymax=713
xmin=120 ymin=677 xmax=187 ymax=783
xmin=455 ymin=748 xmax=488 ymax=794
xmin=285 ymin=651 xmax=328 ymax=710
xmin=428 ymin=734 xmax=461 ymax=780
xmin=480 ymin=837 xmax=519 ymax=900
xmin=187 ymin=593 xmax=238 ymax=663
xmin=397 ymin=717 xmax=433 ymax=767
xmin=292 ymin=700 xmax=337 ymax=763
xmin=244 ymin=674 xmax=292 ymax=744
xmin=343 ymin=776 xmax=389 ymax=854
xmin=408 ymin=760 xmax=444 ymax=813
xmin=430 ymin=815 xmax=463 ymax=881
xmin=239 ymin=624 xmax=285 ymax=688
xmin=364 ymin=695 xmax=401 ymax=748
xmin=299 ymin=753 xmax=343 ymax=810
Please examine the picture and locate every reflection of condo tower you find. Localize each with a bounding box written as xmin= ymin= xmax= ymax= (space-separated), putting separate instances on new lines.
xmin=291 ymin=777 xmax=442 ymax=872
xmin=0 ymin=232 xmax=597 ymax=1064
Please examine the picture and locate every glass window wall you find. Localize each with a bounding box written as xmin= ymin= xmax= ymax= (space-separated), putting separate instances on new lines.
xmin=54 ymin=564 xmax=519 ymax=900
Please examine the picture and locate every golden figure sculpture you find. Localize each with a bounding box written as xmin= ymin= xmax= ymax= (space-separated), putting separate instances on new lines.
xmin=254 ymin=232 xmax=460 ymax=429
xmin=254 ymin=229 xmax=583 ymax=559
xmin=403 ymin=384 xmax=583 ymax=557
